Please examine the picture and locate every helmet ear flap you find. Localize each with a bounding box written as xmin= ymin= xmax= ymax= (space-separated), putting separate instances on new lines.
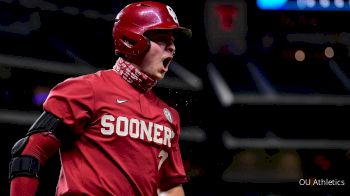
xmin=113 ymin=28 xmax=151 ymax=59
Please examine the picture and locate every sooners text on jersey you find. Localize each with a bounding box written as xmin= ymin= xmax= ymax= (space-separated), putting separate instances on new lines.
xmin=100 ymin=114 xmax=175 ymax=148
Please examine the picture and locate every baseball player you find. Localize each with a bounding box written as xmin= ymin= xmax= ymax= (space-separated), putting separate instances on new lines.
xmin=9 ymin=1 xmax=192 ymax=195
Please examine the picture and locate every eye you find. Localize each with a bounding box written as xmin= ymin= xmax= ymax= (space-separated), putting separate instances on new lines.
xmin=149 ymin=34 xmax=175 ymax=44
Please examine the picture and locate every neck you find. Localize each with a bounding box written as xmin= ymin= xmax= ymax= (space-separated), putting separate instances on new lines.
xmin=113 ymin=58 xmax=157 ymax=92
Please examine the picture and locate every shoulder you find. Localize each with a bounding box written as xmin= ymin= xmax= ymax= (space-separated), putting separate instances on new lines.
xmin=48 ymin=73 xmax=99 ymax=98
xmin=150 ymin=91 xmax=181 ymax=124
xmin=54 ymin=69 xmax=112 ymax=88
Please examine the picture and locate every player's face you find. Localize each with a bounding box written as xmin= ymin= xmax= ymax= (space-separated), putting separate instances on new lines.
xmin=134 ymin=31 xmax=176 ymax=81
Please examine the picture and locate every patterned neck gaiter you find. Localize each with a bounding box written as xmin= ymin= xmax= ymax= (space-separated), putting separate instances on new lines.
xmin=113 ymin=58 xmax=157 ymax=92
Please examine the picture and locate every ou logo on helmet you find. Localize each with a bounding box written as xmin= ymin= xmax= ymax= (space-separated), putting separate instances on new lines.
xmin=166 ymin=5 xmax=179 ymax=25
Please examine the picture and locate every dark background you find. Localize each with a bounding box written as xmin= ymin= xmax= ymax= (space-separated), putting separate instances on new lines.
xmin=2 ymin=0 xmax=350 ymax=195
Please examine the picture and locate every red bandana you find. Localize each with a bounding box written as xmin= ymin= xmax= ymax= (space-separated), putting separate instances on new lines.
xmin=113 ymin=58 xmax=157 ymax=92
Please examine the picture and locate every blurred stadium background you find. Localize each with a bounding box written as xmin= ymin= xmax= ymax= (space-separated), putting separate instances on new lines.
xmin=2 ymin=0 xmax=350 ymax=195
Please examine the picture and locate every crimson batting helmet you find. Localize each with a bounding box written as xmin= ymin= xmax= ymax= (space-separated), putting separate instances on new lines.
xmin=112 ymin=1 xmax=192 ymax=59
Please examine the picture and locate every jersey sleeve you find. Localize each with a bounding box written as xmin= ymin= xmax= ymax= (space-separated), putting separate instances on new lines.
xmin=159 ymin=109 xmax=188 ymax=190
xmin=43 ymin=76 xmax=94 ymax=135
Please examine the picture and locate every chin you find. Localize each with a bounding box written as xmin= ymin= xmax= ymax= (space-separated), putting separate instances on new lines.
xmin=159 ymin=74 xmax=166 ymax=80
xmin=154 ymin=76 xmax=164 ymax=81
xmin=153 ymin=73 xmax=165 ymax=81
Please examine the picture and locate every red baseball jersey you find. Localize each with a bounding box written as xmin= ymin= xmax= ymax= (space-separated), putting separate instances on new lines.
xmin=43 ymin=68 xmax=187 ymax=195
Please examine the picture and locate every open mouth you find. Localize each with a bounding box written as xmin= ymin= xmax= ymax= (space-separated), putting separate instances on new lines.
xmin=162 ymin=57 xmax=173 ymax=70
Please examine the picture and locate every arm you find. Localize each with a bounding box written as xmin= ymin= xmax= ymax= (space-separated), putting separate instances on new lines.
xmin=10 ymin=132 xmax=61 ymax=196
xmin=9 ymin=112 xmax=62 ymax=196
xmin=158 ymin=109 xmax=187 ymax=196
xmin=158 ymin=184 xmax=185 ymax=196
xmin=10 ymin=77 xmax=94 ymax=195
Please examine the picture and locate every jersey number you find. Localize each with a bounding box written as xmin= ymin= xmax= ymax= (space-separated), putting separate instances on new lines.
xmin=158 ymin=150 xmax=168 ymax=171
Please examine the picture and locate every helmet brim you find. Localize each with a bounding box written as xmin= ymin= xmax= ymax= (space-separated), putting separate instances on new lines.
xmin=145 ymin=27 xmax=192 ymax=40
xmin=174 ymin=27 xmax=192 ymax=39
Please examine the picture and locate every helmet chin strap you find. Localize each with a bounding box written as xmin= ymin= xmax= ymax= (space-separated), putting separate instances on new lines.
xmin=113 ymin=57 xmax=157 ymax=92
